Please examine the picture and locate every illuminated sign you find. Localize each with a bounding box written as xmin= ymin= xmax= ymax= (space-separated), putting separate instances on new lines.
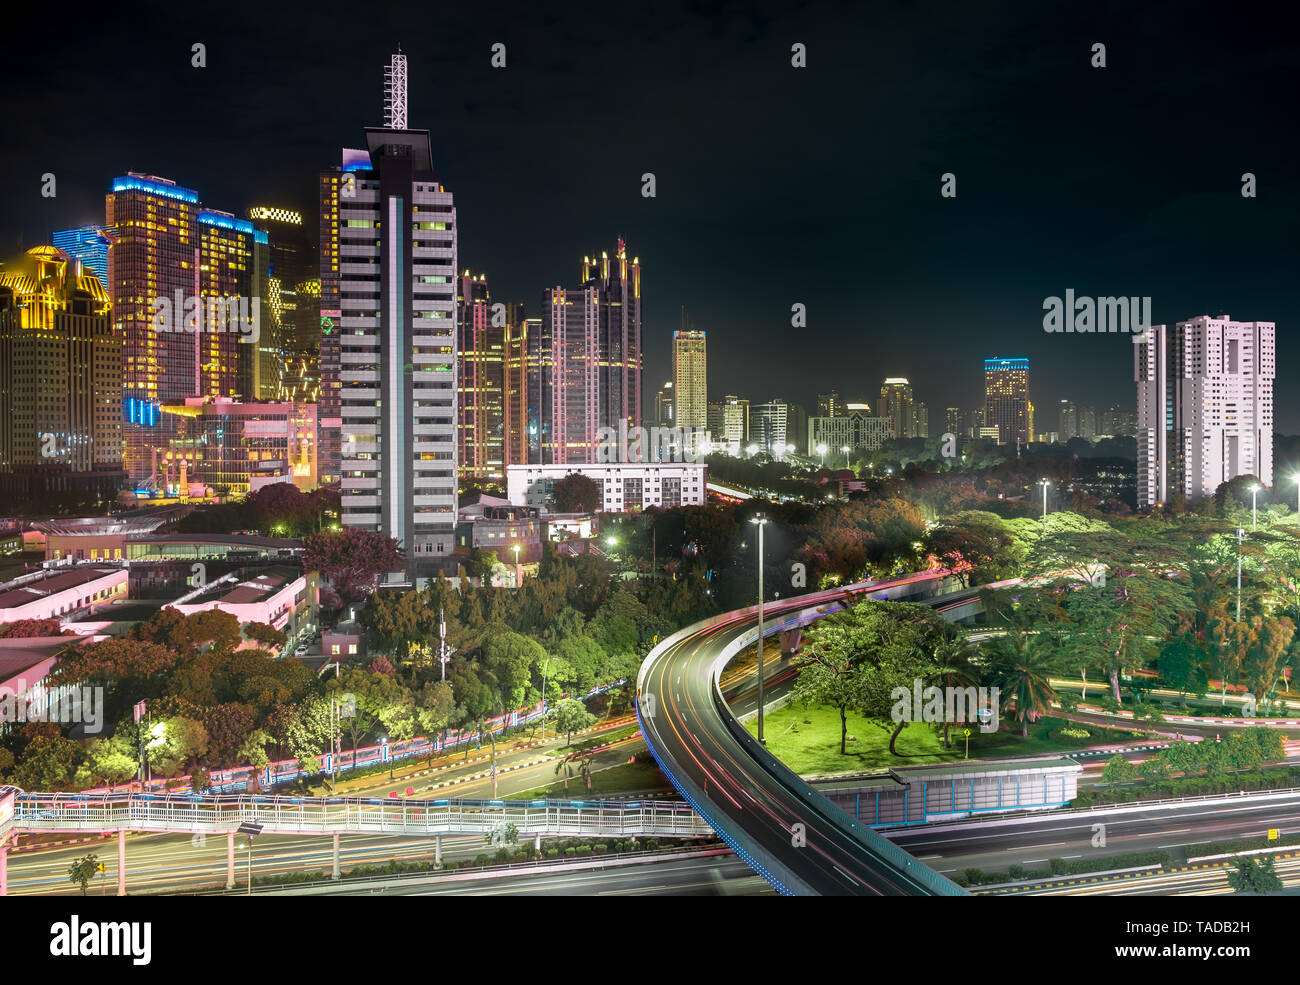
xmin=125 ymin=398 xmax=160 ymax=427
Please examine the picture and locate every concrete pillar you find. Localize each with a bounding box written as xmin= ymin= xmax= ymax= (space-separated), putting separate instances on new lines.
xmin=0 ymin=843 xmax=7 ymax=897
xmin=534 ymin=831 xmax=541 ymax=851
xmin=116 ymin=830 xmax=126 ymax=896
xmin=332 ymin=832 xmax=341 ymax=880
xmin=434 ymin=834 xmax=441 ymax=866
xmin=226 ymin=831 xmax=236 ymax=890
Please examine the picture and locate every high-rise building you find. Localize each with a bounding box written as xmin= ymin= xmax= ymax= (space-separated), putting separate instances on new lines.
xmin=197 ymin=210 xmax=266 ymax=402
xmin=317 ymin=155 xmax=365 ymax=486
xmin=751 ymin=399 xmax=789 ymax=455
xmin=721 ymin=395 xmax=748 ymax=454
xmin=503 ymin=312 xmax=533 ymax=467
xmin=456 ymin=271 xmax=505 ymax=481
xmin=105 ymin=174 xmax=268 ymax=487
xmin=249 ymin=206 xmax=317 ymax=404
xmin=878 ymin=378 xmax=916 ymax=440
xmin=984 ymin=357 xmax=1030 ymax=447
xmin=944 ymin=407 xmax=962 ymax=435
xmin=653 ymin=382 xmax=674 ymax=428
xmin=1078 ymin=404 xmax=1097 ymax=441
xmin=1136 ymin=316 xmax=1274 ymax=507
xmin=1101 ymin=405 xmax=1136 ymax=437
xmin=672 ymin=328 xmax=707 ymax=431
xmin=915 ymin=401 xmax=929 ymax=439
xmin=0 ymin=247 xmax=123 ymax=502
xmin=529 ymin=242 xmax=642 ymax=464
xmin=1058 ymin=399 xmax=1077 ymax=440
xmin=335 ymin=52 xmax=459 ymax=580
xmin=706 ymin=401 xmax=724 ymax=445
xmin=786 ymin=402 xmax=808 ymax=454
xmin=817 ymin=390 xmax=843 ymax=418
xmin=52 ymin=225 xmax=115 ymax=290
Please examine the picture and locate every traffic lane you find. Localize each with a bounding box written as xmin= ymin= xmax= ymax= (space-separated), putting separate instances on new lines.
xmin=6 ymin=830 xmax=478 ymax=895
xmin=642 ymin=605 xmax=928 ymax=895
xmin=325 ymin=854 xmax=774 ymax=897
xmin=885 ymin=795 xmax=1300 ymax=872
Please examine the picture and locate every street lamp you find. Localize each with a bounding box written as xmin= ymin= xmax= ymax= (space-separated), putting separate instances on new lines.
xmin=745 ymin=443 xmax=759 ymax=458
xmin=1237 ymin=526 xmax=1245 ymax=622
xmin=1250 ymin=484 xmax=1261 ymax=532
xmin=839 ymin=445 xmax=850 ymax=469
xmin=512 ymin=543 xmax=521 ymax=588
xmin=815 ymin=443 xmax=828 ymax=467
xmin=1293 ymin=474 xmax=1300 ymax=521
xmin=1039 ymin=479 xmax=1051 ymax=528
xmin=750 ymin=514 xmax=770 ymax=745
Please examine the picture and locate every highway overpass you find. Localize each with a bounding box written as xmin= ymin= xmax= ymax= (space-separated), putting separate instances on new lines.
xmin=636 ymin=570 xmax=979 ymax=896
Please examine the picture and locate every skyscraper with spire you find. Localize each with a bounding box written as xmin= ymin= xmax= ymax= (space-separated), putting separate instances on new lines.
xmin=331 ymin=50 xmax=459 ymax=580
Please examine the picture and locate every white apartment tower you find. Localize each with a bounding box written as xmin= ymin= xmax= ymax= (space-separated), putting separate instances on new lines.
xmin=337 ymin=54 xmax=458 ymax=580
xmin=1135 ymin=315 xmax=1275 ymax=508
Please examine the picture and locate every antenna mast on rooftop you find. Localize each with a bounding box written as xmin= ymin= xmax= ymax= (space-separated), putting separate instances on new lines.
xmin=384 ymin=46 xmax=408 ymax=130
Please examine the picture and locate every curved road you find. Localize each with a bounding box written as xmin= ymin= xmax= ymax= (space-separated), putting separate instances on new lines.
xmin=637 ymin=571 xmax=973 ymax=896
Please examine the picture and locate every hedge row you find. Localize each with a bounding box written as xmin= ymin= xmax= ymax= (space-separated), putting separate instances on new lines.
xmin=954 ymin=850 xmax=1171 ymax=888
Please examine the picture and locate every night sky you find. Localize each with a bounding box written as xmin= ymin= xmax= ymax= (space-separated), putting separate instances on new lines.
xmin=4 ymin=0 xmax=1296 ymax=429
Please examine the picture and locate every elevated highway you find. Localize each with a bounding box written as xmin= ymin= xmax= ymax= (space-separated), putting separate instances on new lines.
xmin=636 ymin=571 xmax=996 ymax=896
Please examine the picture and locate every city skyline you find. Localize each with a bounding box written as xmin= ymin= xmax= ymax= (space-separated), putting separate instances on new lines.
xmin=2 ymin=2 xmax=1296 ymax=429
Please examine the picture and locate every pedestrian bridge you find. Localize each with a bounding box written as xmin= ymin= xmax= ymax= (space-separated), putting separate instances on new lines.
xmin=0 ymin=787 xmax=712 ymax=895
xmin=3 ymin=789 xmax=710 ymax=839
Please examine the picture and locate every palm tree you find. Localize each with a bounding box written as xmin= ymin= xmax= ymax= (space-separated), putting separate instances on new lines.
xmin=986 ymin=630 xmax=1062 ymax=738
xmin=929 ymin=635 xmax=981 ymax=748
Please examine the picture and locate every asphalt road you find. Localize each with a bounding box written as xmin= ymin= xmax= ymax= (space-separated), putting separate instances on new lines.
xmin=638 ymin=573 xmax=973 ymax=896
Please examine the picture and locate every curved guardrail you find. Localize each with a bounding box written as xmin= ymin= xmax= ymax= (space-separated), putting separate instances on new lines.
xmin=636 ymin=571 xmax=977 ymax=896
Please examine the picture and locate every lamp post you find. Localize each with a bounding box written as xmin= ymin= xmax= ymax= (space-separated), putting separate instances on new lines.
xmin=816 ymin=443 xmax=827 ymax=468
xmin=1293 ymin=474 xmax=1300 ymax=522
xmin=840 ymin=445 xmax=850 ymax=469
xmin=1232 ymin=527 xmax=1242 ymax=621
xmin=1039 ymin=479 xmax=1051 ymax=528
xmin=1250 ymin=484 xmax=1260 ymax=532
xmin=750 ymin=514 xmax=770 ymax=745
xmin=540 ymin=654 xmax=549 ymax=743
xmin=512 ymin=543 xmax=521 ymax=587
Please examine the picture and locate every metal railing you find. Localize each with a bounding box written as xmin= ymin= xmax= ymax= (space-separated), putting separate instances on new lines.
xmin=8 ymin=791 xmax=712 ymax=839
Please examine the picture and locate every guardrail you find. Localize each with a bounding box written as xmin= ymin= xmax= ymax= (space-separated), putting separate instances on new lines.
xmin=8 ymin=792 xmax=713 ymax=839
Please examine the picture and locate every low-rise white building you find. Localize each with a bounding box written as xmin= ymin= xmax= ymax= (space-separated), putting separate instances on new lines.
xmin=507 ymin=463 xmax=707 ymax=513
xmin=0 ymin=567 xmax=128 ymax=625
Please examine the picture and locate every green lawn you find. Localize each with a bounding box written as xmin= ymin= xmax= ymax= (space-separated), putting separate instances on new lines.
xmin=750 ymin=705 xmax=1153 ymax=776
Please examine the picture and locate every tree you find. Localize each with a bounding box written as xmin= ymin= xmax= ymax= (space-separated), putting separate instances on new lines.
xmin=67 ymin=854 xmax=102 ymax=896
xmin=793 ymin=620 xmax=870 ymax=756
xmin=482 ymin=631 xmax=546 ymax=712
xmin=1100 ymin=753 xmax=1137 ymax=786
xmin=76 ymin=735 xmax=138 ymax=789
xmin=146 ymin=717 xmax=210 ymax=778
xmin=12 ymin=734 xmax=81 ymax=790
xmin=1227 ymin=855 xmax=1282 ymax=894
xmin=553 ymin=698 xmax=595 ymax=745
xmin=1158 ymin=636 xmax=1208 ymax=709
xmin=303 ymin=528 xmax=403 ymax=601
xmin=928 ymin=636 xmax=981 ymax=748
xmin=797 ymin=600 xmax=944 ymax=755
xmin=985 ymin=630 xmax=1061 ymax=738
xmin=552 ymin=473 xmax=601 ymax=514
